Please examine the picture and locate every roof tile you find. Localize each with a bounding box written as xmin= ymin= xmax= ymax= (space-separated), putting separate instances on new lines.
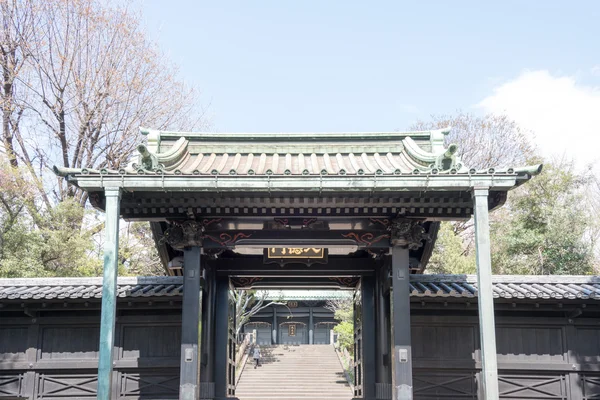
xmin=1 ymin=275 xmax=599 ymax=301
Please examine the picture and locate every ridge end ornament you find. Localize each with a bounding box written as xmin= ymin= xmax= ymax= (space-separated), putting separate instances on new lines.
xmin=389 ymin=219 xmax=431 ymax=249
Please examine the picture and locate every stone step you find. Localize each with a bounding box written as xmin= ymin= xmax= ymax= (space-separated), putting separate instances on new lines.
xmin=236 ymin=345 xmax=352 ymax=400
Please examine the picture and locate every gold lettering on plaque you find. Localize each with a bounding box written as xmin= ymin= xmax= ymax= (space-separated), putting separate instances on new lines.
xmin=289 ymin=324 xmax=296 ymax=336
xmin=268 ymin=248 xmax=324 ymax=259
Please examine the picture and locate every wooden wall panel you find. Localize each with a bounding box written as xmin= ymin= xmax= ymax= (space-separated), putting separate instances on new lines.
xmin=40 ymin=327 xmax=99 ymax=360
xmin=0 ymin=373 xmax=25 ymax=397
xmin=117 ymin=370 xmax=179 ymax=399
xmin=35 ymin=372 xmax=98 ymax=398
xmin=412 ymin=324 xmax=476 ymax=361
xmin=121 ymin=325 xmax=180 ymax=359
xmin=496 ymin=326 xmax=565 ymax=363
xmin=1 ymin=304 xmax=598 ymax=399
xmin=0 ymin=327 xmax=28 ymax=361
xmin=572 ymin=327 xmax=600 ymax=364
xmin=497 ymin=373 xmax=568 ymax=399
xmin=413 ymin=370 xmax=477 ymax=399
xmin=579 ymin=373 xmax=600 ymax=400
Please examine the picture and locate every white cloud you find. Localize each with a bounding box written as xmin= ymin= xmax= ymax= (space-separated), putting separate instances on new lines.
xmin=478 ymin=70 xmax=600 ymax=167
xmin=591 ymin=65 xmax=600 ymax=77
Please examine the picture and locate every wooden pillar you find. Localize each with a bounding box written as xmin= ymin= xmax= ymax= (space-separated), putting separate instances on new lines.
xmin=97 ymin=187 xmax=121 ymax=400
xmin=376 ymin=264 xmax=392 ymax=399
xmin=309 ymin=306 xmax=314 ymax=344
xmin=214 ymin=276 xmax=230 ymax=400
xmin=179 ymin=247 xmax=202 ymax=400
xmin=392 ymin=246 xmax=412 ymax=400
xmin=473 ymin=187 xmax=500 ymax=399
xmin=200 ymin=265 xmax=216 ymax=398
xmin=361 ymin=275 xmax=377 ymax=400
xmin=272 ymin=306 xmax=277 ymax=344
xmin=383 ymin=288 xmax=392 ymax=383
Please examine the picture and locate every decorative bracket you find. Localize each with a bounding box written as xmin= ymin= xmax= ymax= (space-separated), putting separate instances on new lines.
xmin=161 ymin=219 xmax=246 ymax=250
xmin=389 ymin=218 xmax=430 ymax=249
xmin=162 ymin=220 xmax=204 ymax=250
xmin=267 ymin=218 xmax=328 ymax=230
xmin=230 ymin=276 xmax=263 ymax=288
xmin=328 ymin=277 xmax=361 ymax=288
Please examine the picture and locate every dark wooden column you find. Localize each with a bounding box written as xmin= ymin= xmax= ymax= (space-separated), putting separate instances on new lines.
xmin=309 ymin=306 xmax=314 ymax=344
xmin=392 ymin=246 xmax=413 ymax=400
xmin=200 ymin=265 xmax=216 ymax=398
xmin=179 ymin=247 xmax=202 ymax=400
xmin=272 ymin=306 xmax=277 ymax=344
xmin=214 ymin=276 xmax=232 ymax=400
xmin=383 ymin=287 xmax=392 ymax=383
xmin=361 ymin=275 xmax=377 ymax=400
xmin=375 ymin=264 xmax=392 ymax=399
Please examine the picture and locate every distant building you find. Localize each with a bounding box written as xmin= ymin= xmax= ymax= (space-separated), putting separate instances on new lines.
xmin=243 ymin=290 xmax=351 ymax=345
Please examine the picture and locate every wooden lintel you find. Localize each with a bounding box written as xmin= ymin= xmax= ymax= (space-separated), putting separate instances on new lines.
xmin=201 ymin=229 xmax=391 ymax=249
xmin=212 ymin=256 xmax=378 ymax=275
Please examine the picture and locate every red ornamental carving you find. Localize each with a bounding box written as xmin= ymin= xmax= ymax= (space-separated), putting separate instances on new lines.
xmin=204 ymin=232 xmax=252 ymax=246
xmin=328 ymin=277 xmax=360 ymax=287
xmin=232 ymin=276 xmax=263 ymax=286
xmin=369 ymin=218 xmax=391 ymax=228
xmin=341 ymin=232 xmax=390 ymax=246
xmin=201 ymin=218 xmax=223 ymax=228
xmin=302 ymin=218 xmax=318 ymax=227
xmin=274 ymin=218 xmax=289 ymax=227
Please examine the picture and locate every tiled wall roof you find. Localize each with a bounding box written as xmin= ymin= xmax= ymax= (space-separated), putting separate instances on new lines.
xmin=1 ymin=275 xmax=599 ymax=301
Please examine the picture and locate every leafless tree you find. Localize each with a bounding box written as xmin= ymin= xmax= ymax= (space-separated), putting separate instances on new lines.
xmin=411 ymin=112 xmax=537 ymax=170
xmin=2 ymin=0 xmax=208 ymax=206
xmin=232 ymin=290 xmax=288 ymax=336
xmin=0 ymin=0 xmax=49 ymax=211
xmin=325 ymin=297 xmax=353 ymax=322
xmin=410 ymin=112 xmax=538 ymax=252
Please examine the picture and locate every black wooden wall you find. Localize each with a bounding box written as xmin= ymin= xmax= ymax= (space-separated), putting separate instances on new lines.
xmin=0 ymin=309 xmax=181 ymax=399
xmin=1 ymin=302 xmax=600 ymax=399
xmin=411 ymin=310 xmax=600 ymax=400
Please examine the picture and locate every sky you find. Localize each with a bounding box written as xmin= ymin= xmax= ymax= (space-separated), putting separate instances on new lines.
xmin=140 ymin=0 xmax=600 ymax=167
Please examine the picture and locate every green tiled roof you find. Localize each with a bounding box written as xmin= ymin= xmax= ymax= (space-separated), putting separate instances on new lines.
xmin=264 ymin=290 xmax=353 ymax=300
xmin=52 ymin=128 xmax=542 ymax=196
xmin=54 ymin=128 xmax=486 ymax=177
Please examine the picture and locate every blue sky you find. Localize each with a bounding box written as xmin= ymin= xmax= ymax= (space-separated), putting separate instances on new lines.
xmin=140 ymin=1 xmax=600 ymax=164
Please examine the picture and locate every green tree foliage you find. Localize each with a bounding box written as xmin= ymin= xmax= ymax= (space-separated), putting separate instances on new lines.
xmin=0 ymin=164 xmax=100 ymax=277
xmin=491 ymin=160 xmax=596 ymax=275
xmin=415 ymin=113 xmax=599 ymax=275
xmin=333 ymin=321 xmax=354 ymax=356
xmin=427 ymin=222 xmax=476 ymax=274
xmin=118 ymin=222 xmax=163 ymax=276
xmin=0 ymin=0 xmax=207 ymax=277
xmin=327 ymin=298 xmax=354 ymax=355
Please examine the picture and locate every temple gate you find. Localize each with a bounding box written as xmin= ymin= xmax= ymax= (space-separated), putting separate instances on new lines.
xmin=54 ymin=128 xmax=541 ymax=400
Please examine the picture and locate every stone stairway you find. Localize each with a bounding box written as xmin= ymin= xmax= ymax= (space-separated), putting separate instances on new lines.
xmin=236 ymin=344 xmax=353 ymax=400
